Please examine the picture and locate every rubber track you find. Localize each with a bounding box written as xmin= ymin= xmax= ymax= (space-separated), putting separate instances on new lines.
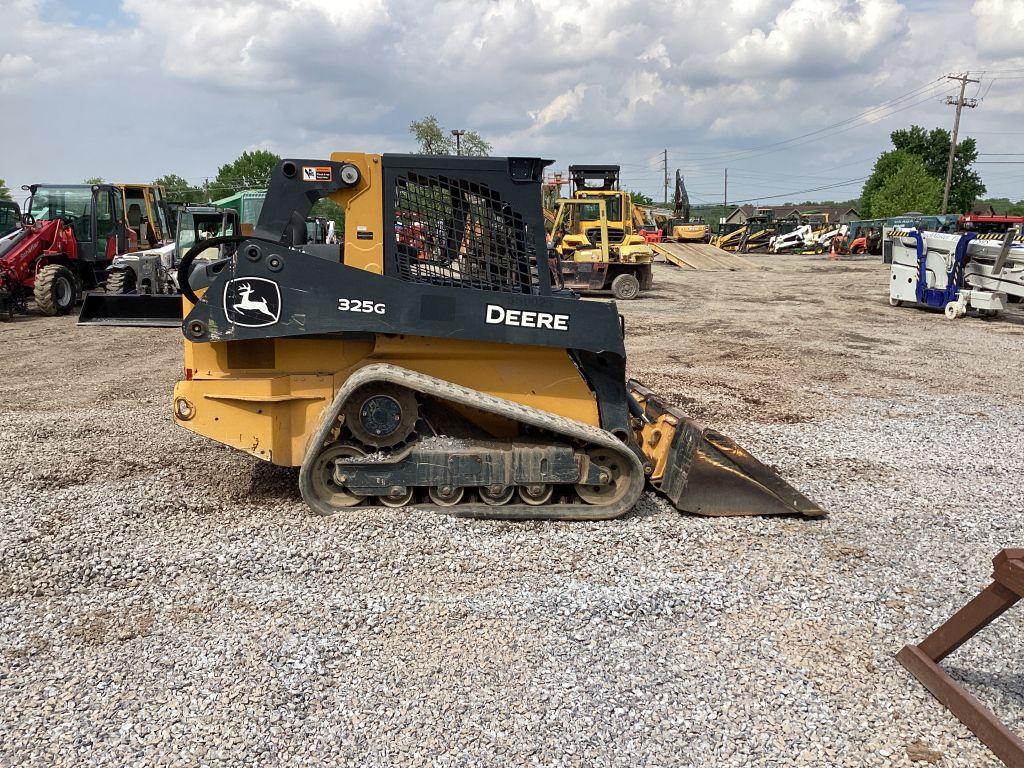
xmin=298 ymin=363 xmax=645 ymax=521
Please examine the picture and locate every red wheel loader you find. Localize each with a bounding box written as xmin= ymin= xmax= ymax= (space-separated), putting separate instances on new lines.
xmin=0 ymin=183 xmax=170 ymax=319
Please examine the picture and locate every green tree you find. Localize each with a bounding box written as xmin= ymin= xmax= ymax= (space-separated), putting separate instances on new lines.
xmin=866 ymin=153 xmax=943 ymax=218
xmin=0 ymin=179 xmax=10 ymax=201
xmin=210 ymin=150 xmax=281 ymax=199
xmin=84 ymin=176 xmax=104 ymax=185
xmin=409 ymin=116 xmax=492 ymax=156
xmin=873 ymin=125 xmax=985 ymax=213
xmin=154 ymin=173 xmax=205 ymax=203
xmin=891 ymin=125 xmax=985 ymax=213
xmin=311 ymin=198 xmax=345 ymax=231
xmin=859 ymin=151 xmax=905 ymax=217
xmin=629 ymin=190 xmax=655 ymax=206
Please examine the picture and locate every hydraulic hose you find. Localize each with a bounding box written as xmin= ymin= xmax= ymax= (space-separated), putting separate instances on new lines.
xmin=177 ymin=234 xmax=282 ymax=305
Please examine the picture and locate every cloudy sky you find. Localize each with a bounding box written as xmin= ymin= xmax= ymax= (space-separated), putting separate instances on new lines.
xmin=2 ymin=0 xmax=1023 ymax=206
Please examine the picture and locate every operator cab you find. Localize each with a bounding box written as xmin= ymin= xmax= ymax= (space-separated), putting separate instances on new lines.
xmin=0 ymin=200 xmax=21 ymax=238
xmin=26 ymin=184 xmax=128 ymax=263
xmin=175 ymin=205 xmax=239 ymax=264
xmin=122 ymin=185 xmax=172 ymax=247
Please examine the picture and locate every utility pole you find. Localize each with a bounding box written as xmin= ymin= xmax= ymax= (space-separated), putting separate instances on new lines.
xmin=662 ymin=149 xmax=669 ymax=206
xmin=451 ymin=129 xmax=466 ymax=156
xmin=941 ymin=73 xmax=979 ymax=214
xmin=723 ymin=168 xmax=728 ymax=223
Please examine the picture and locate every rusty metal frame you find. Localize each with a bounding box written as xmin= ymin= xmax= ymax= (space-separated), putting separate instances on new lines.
xmin=897 ymin=549 xmax=1024 ymax=768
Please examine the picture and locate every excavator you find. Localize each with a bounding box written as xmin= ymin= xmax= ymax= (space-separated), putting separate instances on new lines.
xmin=661 ymin=170 xmax=711 ymax=243
xmin=166 ymin=153 xmax=824 ymax=520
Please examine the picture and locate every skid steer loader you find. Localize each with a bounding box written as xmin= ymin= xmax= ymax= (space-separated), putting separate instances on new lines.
xmin=171 ymin=153 xmax=824 ymax=520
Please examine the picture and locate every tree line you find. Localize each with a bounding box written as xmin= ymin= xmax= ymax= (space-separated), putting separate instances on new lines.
xmin=2 ymin=120 xmax=1015 ymax=221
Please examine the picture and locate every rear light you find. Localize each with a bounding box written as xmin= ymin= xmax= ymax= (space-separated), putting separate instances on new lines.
xmin=185 ymin=367 xmax=194 ymax=381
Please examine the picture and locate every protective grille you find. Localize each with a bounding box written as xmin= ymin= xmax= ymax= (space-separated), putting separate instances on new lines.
xmin=393 ymin=172 xmax=536 ymax=293
xmin=585 ymin=227 xmax=626 ymax=245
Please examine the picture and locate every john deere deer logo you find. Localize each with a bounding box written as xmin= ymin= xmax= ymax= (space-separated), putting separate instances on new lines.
xmin=223 ymin=277 xmax=281 ymax=327
xmin=233 ymin=283 xmax=274 ymax=318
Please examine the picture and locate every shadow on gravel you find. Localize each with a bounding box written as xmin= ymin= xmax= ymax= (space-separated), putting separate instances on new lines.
xmin=244 ymin=462 xmax=301 ymax=501
xmin=944 ymin=665 xmax=1024 ymax=732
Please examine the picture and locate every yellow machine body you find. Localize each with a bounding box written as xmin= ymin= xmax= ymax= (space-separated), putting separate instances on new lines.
xmin=670 ymin=222 xmax=711 ymax=242
xmin=173 ymin=151 xmax=601 ymax=466
xmin=551 ymin=197 xmax=654 ymax=266
xmin=175 ymin=334 xmax=599 ymax=466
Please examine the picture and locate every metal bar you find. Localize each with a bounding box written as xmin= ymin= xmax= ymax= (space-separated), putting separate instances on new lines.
xmin=994 ymin=549 xmax=1024 ymax=597
xmin=898 ymin=549 xmax=1024 ymax=768
xmin=919 ymin=581 xmax=1019 ymax=662
xmin=897 ymin=645 xmax=1024 ymax=768
xmin=993 ymin=229 xmax=1019 ymax=274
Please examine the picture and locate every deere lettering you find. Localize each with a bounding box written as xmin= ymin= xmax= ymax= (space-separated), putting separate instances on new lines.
xmin=486 ymin=304 xmax=569 ymax=331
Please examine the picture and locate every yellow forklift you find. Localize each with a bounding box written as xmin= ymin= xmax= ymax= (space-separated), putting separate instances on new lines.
xmin=548 ymin=165 xmax=654 ymax=300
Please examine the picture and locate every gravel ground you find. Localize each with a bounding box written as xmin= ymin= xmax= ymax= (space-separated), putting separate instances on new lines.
xmin=1 ymin=254 xmax=1022 ymax=766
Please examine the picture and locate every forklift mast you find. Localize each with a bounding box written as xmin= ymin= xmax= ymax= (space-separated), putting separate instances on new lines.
xmin=568 ymin=165 xmax=620 ymax=193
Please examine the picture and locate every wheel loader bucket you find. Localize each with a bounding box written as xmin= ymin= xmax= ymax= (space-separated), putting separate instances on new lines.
xmin=77 ymin=292 xmax=183 ymax=327
xmin=629 ymin=381 xmax=826 ymax=518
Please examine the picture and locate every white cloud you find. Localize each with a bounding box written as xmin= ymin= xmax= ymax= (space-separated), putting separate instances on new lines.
xmin=972 ymin=0 xmax=1024 ymax=57
xmin=0 ymin=0 xmax=1022 ymax=201
xmin=716 ymin=0 xmax=907 ymax=78
xmin=529 ymin=85 xmax=589 ymax=128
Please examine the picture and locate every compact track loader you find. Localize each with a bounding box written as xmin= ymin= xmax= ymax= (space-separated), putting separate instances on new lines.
xmin=172 ymin=153 xmax=824 ymax=520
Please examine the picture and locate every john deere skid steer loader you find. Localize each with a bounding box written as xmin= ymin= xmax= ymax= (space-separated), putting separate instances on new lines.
xmin=172 ymin=153 xmax=823 ymax=520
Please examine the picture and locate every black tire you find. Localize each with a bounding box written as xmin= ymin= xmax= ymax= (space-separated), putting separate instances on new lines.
xmin=33 ymin=264 xmax=77 ymax=316
xmin=639 ymin=264 xmax=654 ymax=290
xmin=105 ymin=269 xmax=135 ymax=295
xmin=611 ymin=273 xmax=641 ymax=300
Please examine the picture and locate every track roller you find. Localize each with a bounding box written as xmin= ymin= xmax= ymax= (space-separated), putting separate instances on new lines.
xmin=429 ymin=486 xmax=464 ymax=506
xmin=479 ymin=485 xmax=515 ymax=506
xmin=308 ymin=444 xmax=366 ymax=512
xmin=379 ymin=486 xmax=414 ymax=507
xmin=518 ymin=484 xmax=554 ymax=506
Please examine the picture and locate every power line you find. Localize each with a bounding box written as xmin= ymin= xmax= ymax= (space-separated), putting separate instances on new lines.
xmin=668 ymin=77 xmax=951 ymax=164
xmin=722 ymin=176 xmax=868 ymax=205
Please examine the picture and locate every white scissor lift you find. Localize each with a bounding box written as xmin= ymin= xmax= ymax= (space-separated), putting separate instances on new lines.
xmin=889 ymin=227 xmax=1024 ymax=319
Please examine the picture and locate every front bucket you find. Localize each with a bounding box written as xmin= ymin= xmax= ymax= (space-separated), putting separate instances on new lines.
xmin=77 ymin=292 xmax=183 ymax=328
xmin=628 ymin=380 xmax=826 ymax=518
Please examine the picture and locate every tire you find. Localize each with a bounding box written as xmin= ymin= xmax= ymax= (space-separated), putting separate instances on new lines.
xmin=610 ymin=273 xmax=641 ymax=300
xmin=105 ymin=270 xmax=135 ymax=295
xmin=639 ymin=264 xmax=654 ymax=290
xmin=33 ymin=264 xmax=77 ymax=316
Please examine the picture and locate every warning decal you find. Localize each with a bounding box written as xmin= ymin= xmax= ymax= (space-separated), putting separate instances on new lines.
xmin=302 ymin=166 xmax=332 ymax=182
